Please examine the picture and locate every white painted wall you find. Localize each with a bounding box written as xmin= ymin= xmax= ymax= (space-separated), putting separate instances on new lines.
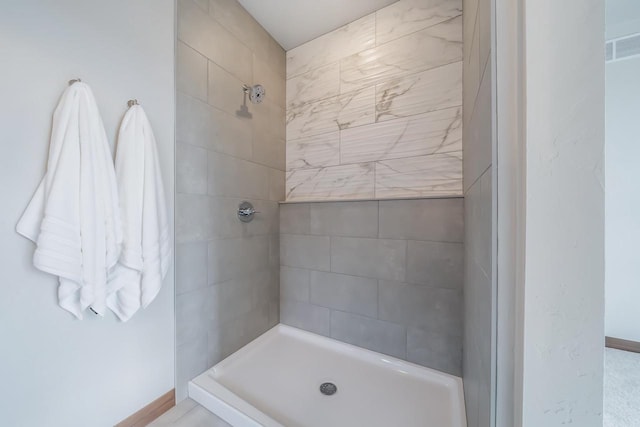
xmin=605 ymin=0 xmax=640 ymax=343
xmin=521 ymin=0 xmax=605 ymax=425
xmin=0 ymin=1 xmax=175 ymax=425
xmin=605 ymin=57 xmax=640 ymax=342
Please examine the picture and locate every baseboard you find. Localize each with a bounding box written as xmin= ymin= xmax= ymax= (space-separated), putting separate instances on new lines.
xmin=605 ymin=336 xmax=640 ymax=353
xmin=115 ymin=389 xmax=175 ymax=427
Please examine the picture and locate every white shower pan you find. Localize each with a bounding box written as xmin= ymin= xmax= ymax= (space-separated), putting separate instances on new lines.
xmin=189 ymin=324 xmax=466 ymax=427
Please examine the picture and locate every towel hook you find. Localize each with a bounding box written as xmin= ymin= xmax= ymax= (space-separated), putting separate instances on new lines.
xmin=68 ymin=78 xmax=82 ymax=86
xmin=127 ymin=99 xmax=139 ymax=108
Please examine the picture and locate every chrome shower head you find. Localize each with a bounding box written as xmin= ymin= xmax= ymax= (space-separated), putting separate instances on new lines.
xmin=243 ymin=84 xmax=265 ymax=104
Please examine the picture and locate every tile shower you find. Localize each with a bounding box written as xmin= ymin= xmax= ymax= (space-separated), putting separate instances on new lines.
xmin=176 ymin=0 xmax=469 ymax=412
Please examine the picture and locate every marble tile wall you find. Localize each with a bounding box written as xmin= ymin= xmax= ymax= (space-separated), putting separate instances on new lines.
xmin=279 ymin=198 xmax=464 ymax=375
xmin=176 ymin=0 xmax=285 ymax=401
xmin=285 ymin=0 xmax=463 ymax=201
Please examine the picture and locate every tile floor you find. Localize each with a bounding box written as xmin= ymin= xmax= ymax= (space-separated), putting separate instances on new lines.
xmin=149 ymin=398 xmax=229 ymax=427
xmin=604 ymin=348 xmax=640 ymax=427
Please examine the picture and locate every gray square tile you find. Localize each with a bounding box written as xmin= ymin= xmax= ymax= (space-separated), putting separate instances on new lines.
xmin=280 ymin=203 xmax=310 ymax=234
xmin=378 ymin=280 xmax=462 ymax=334
xmin=177 ymin=143 xmax=208 ymax=195
xmin=407 ymin=327 xmax=462 ymax=376
xmin=330 ymin=236 xmax=406 ymax=281
xmin=176 ymin=286 xmax=211 ymax=347
xmin=280 ymin=300 xmax=330 ymax=336
xmin=176 ymin=93 xmax=213 ymax=149
xmin=208 ymin=151 xmax=270 ymax=200
xmin=330 ymin=311 xmax=406 ymax=359
xmin=269 ymin=169 xmax=285 ymax=201
xmin=465 ymin=167 xmax=492 ymax=277
xmin=310 ymin=201 xmax=378 ymax=237
xmin=309 ymin=271 xmax=378 ymax=318
xmin=176 ymin=241 xmax=208 ymax=295
xmin=177 ymin=41 xmax=208 ymax=102
xmin=280 ymin=234 xmax=330 ymax=271
xmin=407 ymin=240 xmax=463 ymax=288
xmin=379 ymin=198 xmax=464 ymax=242
xmin=208 ymin=236 xmax=270 ymax=284
xmin=280 ymin=266 xmax=310 ymax=302
xmin=176 ymin=194 xmax=211 ymax=242
xmin=176 ymin=336 xmax=209 ymax=401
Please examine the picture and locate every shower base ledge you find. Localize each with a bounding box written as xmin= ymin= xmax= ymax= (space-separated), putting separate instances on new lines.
xmin=188 ymin=324 xmax=467 ymax=427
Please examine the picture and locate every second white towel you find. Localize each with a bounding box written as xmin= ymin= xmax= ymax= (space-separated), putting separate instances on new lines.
xmin=107 ymin=104 xmax=171 ymax=321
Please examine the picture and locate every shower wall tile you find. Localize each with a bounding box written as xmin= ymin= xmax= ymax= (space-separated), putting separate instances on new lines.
xmin=309 ymin=271 xmax=378 ymax=318
xmin=375 ymin=62 xmax=463 ymax=123
xmin=178 ymin=0 xmax=252 ymax=83
xmin=374 ymin=152 xmax=463 ymax=198
xmin=177 ymin=0 xmax=285 ymax=400
xmin=285 ymin=2 xmax=463 ymax=201
xmin=207 ymin=235 xmax=270 ymax=284
xmin=379 ymin=198 xmax=464 ymax=242
xmin=340 ymin=17 xmax=463 ymax=93
xmin=406 ymin=240 xmax=464 ymax=288
xmin=253 ymin=56 xmax=285 ymax=108
xmin=177 ymin=41 xmax=208 ymax=102
xmin=309 ymin=201 xmax=378 ymax=238
xmin=406 ymin=327 xmax=462 ymax=376
xmin=286 ymin=62 xmax=340 ymax=109
xmin=279 ymin=203 xmax=311 ymax=235
xmin=375 ymin=0 xmax=463 ymax=45
xmin=287 ymin=132 xmax=340 ymax=171
xmin=331 ymin=237 xmax=406 ymax=282
xmin=268 ymin=169 xmax=285 ymax=201
xmin=286 ymin=88 xmax=375 ymax=141
xmin=280 ymin=266 xmax=310 ymax=302
xmin=280 ymin=300 xmax=331 ymax=336
xmin=279 ymin=199 xmax=463 ymax=373
xmin=330 ymin=311 xmax=407 ymax=359
xmin=287 ymin=13 xmax=376 ymax=78
xmin=207 ymin=151 xmax=270 ymax=200
xmin=177 ymin=143 xmax=208 ymax=195
xmin=280 ymin=234 xmax=330 ymax=271
xmin=378 ymin=280 xmax=462 ymax=333
xmin=176 ymin=193 xmax=212 ymax=242
xmin=286 ymin=163 xmax=375 ymax=201
xmin=177 ymin=287 xmax=212 ymax=347
xmin=176 ymin=241 xmax=209 ymax=295
xmin=207 ymin=61 xmax=247 ymax=116
xmin=340 ymin=107 xmax=462 ymax=164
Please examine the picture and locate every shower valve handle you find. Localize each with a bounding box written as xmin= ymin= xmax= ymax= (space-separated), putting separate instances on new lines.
xmin=238 ymin=207 xmax=260 ymax=216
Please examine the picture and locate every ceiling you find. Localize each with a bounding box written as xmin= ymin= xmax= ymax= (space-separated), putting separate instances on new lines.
xmin=238 ymin=0 xmax=399 ymax=51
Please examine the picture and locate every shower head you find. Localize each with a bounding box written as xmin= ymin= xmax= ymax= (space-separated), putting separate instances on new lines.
xmin=243 ymin=84 xmax=265 ymax=104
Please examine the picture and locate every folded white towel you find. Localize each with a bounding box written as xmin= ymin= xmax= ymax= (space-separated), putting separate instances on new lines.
xmin=17 ymin=82 xmax=122 ymax=319
xmin=107 ymin=104 xmax=171 ymax=321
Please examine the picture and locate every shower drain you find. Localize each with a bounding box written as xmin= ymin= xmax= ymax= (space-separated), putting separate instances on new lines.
xmin=319 ymin=382 xmax=337 ymax=396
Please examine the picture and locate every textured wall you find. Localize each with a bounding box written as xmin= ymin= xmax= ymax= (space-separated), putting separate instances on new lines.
xmin=285 ymin=0 xmax=463 ymax=201
xmin=462 ymin=0 xmax=495 ymax=425
xmin=279 ymin=198 xmax=464 ymax=375
xmin=522 ymin=0 xmax=605 ymax=424
xmin=175 ymin=0 xmax=285 ymax=401
xmin=0 ymin=1 xmax=175 ymax=425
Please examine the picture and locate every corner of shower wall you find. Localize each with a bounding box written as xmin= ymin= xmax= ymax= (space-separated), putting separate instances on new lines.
xmin=174 ymin=0 xmax=286 ymax=401
xmin=279 ymin=0 xmax=466 ymax=378
xmin=462 ymin=0 xmax=496 ymax=426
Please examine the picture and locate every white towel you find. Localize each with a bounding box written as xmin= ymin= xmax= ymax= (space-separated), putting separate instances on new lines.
xmin=107 ymin=104 xmax=171 ymax=321
xmin=17 ymin=82 xmax=122 ymax=319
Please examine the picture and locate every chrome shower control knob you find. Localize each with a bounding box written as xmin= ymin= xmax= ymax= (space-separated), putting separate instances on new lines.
xmin=237 ymin=201 xmax=259 ymax=223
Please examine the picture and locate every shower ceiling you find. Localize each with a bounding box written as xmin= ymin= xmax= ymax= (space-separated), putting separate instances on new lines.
xmin=237 ymin=0 xmax=399 ymax=50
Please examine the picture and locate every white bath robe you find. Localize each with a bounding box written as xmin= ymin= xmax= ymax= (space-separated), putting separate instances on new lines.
xmin=17 ymin=82 xmax=122 ymax=319
xmin=106 ymin=104 xmax=171 ymax=321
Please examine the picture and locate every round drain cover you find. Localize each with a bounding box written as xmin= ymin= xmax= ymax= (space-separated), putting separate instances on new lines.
xmin=319 ymin=382 xmax=337 ymax=396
